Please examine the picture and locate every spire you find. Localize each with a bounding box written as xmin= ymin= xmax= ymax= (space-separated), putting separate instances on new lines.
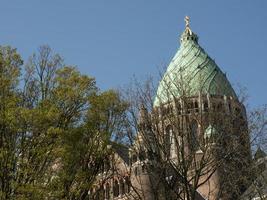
xmin=180 ymin=16 xmax=198 ymax=43
xmin=184 ymin=16 xmax=192 ymax=34
xmin=138 ymin=103 xmax=148 ymax=124
xmin=185 ymin=16 xmax=190 ymax=28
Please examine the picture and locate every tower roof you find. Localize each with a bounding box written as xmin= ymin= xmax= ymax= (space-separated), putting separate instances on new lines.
xmin=254 ymin=147 xmax=267 ymax=160
xmin=154 ymin=17 xmax=237 ymax=107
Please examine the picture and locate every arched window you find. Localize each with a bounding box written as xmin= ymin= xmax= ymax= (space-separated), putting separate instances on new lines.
xmin=194 ymin=101 xmax=199 ymax=112
xmin=113 ymin=179 xmax=119 ymax=197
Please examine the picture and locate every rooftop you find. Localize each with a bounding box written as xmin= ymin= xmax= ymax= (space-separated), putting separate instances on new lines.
xmin=154 ymin=17 xmax=237 ymax=107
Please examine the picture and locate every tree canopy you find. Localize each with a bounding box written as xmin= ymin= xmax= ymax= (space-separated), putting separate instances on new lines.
xmin=0 ymin=45 xmax=128 ymax=200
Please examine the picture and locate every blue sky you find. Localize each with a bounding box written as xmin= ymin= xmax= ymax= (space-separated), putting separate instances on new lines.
xmin=0 ymin=1 xmax=266 ymax=107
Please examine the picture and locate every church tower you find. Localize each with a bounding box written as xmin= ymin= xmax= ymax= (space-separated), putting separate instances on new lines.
xmin=132 ymin=17 xmax=252 ymax=200
xmin=130 ymin=105 xmax=159 ymax=200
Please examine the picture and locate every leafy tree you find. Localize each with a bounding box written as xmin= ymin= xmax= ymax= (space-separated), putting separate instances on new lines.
xmin=0 ymin=46 xmax=23 ymax=199
xmin=0 ymin=45 xmax=129 ymax=200
xmin=50 ymin=90 xmax=128 ymax=199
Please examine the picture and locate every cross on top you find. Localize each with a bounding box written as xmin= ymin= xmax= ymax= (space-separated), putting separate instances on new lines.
xmin=185 ymin=16 xmax=190 ymax=28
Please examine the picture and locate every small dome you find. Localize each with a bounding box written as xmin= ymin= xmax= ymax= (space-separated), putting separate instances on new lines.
xmin=254 ymin=147 xmax=266 ymax=160
xmin=154 ymin=18 xmax=237 ymax=107
xmin=204 ymin=125 xmax=218 ymax=139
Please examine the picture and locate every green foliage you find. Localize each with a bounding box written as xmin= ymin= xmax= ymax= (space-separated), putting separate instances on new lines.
xmin=0 ymin=45 xmax=128 ymax=200
xmin=87 ymin=90 xmax=129 ymax=142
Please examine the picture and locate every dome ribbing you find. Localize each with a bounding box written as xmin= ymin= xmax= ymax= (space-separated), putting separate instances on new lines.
xmin=154 ymin=17 xmax=237 ymax=107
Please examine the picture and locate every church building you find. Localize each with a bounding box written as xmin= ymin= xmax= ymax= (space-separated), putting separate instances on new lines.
xmin=90 ymin=17 xmax=254 ymax=200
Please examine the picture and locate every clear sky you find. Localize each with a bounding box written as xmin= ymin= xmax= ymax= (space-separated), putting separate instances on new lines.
xmin=0 ymin=0 xmax=266 ymax=107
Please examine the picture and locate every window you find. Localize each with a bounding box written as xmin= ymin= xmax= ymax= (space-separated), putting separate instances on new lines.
xmin=194 ymin=101 xmax=199 ymax=112
xmin=134 ymin=167 xmax=138 ymax=176
xmin=176 ymin=102 xmax=181 ymax=114
xmin=204 ymin=101 xmax=208 ymax=112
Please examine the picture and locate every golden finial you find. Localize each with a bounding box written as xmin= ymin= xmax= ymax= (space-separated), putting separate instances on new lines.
xmin=181 ymin=16 xmax=197 ymax=42
xmin=185 ymin=16 xmax=190 ymax=28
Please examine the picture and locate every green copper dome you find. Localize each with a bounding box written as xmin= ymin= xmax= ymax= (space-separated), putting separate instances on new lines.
xmin=154 ymin=18 xmax=237 ymax=107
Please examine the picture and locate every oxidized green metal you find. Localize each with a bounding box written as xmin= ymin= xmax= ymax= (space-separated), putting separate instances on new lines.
xmin=154 ymin=25 xmax=237 ymax=107
xmin=204 ymin=125 xmax=218 ymax=139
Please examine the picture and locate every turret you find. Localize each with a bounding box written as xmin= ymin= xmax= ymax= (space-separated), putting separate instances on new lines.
xmin=129 ymin=104 xmax=157 ymax=200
